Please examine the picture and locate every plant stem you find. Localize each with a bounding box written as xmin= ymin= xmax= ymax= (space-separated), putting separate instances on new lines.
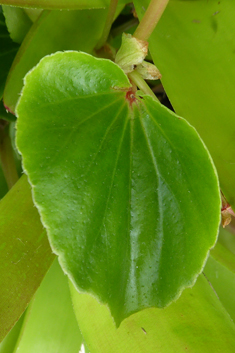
xmin=96 ymin=0 xmax=119 ymax=50
xmin=134 ymin=0 xmax=169 ymax=41
xmin=0 ymin=120 xmax=19 ymax=189
xmin=128 ymin=71 xmax=158 ymax=100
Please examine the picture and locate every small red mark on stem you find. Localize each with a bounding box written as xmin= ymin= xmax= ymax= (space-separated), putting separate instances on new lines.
xmin=125 ymin=89 xmax=137 ymax=107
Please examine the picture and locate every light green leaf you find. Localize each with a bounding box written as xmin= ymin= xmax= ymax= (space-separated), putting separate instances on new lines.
xmin=0 ymin=312 xmax=25 ymax=353
xmin=134 ymin=0 xmax=235 ymax=209
xmin=16 ymin=52 xmax=220 ymax=325
xmin=22 ymin=8 xmax=42 ymax=22
xmin=70 ymin=275 xmax=235 ymax=352
xmin=204 ymin=240 xmax=235 ymax=322
xmin=0 ymin=175 xmax=55 ymax=342
xmin=3 ymin=8 xmax=107 ymax=113
xmin=0 ymin=0 xmax=107 ymax=10
xmin=218 ymin=226 xmax=235 ymax=255
xmin=14 ymin=259 xmax=83 ymax=353
xmin=0 ymin=0 xmax=129 ymax=10
xmin=2 ymin=5 xmax=32 ymax=44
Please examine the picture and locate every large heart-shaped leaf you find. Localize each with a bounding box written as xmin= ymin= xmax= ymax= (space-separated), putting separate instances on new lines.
xmin=16 ymin=52 xmax=220 ymax=325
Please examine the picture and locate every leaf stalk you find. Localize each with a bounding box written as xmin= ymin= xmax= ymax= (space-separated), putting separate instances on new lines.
xmin=128 ymin=70 xmax=158 ymax=100
xmin=134 ymin=0 xmax=170 ymax=41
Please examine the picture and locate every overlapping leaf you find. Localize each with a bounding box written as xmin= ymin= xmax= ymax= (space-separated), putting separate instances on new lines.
xmin=204 ymin=240 xmax=235 ymax=322
xmin=14 ymin=259 xmax=83 ymax=353
xmin=70 ymin=275 xmax=235 ymax=352
xmin=2 ymin=5 xmax=33 ymax=44
xmin=3 ymin=8 xmax=107 ymax=112
xmin=16 ymin=52 xmax=220 ymax=325
xmin=0 ymin=175 xmax=54 ymax=341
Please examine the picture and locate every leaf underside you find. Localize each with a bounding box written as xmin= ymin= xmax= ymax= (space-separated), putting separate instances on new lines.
xmin=16 ymin=52 xmax=220 ymax=325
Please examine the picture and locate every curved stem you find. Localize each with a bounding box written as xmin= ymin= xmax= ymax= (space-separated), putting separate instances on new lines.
xmin=128 ymin=71 xmax=158 ymax=101
xmin=134 ymin=0 xmax=169 ymax=41
xmin=0 ymin=121 xmax=19 ymax=189
xmin=96 ymin=0 xmax=119 ymax=50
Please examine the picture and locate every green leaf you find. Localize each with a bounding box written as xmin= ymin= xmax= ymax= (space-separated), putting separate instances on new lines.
xmin=0 ymin=312 xmax=25 ymax=353
xmin=2 ymin=5 xmax=32 ymax=44
xmin=70 ymin=275 xmax=235 ymax=352
xmin=134 ymin=0 xmax=235 ymax=208
xmin=204 ymin=240 xmax=235 ymax=322
xmin=0 ymin=175 xmax=55 ymax=342
xmin=16 ymin=52 xmax=220 ymax=325
xmin=0 ymin=0 xmax=107 ymax=10
xmin=0 ymin=11 xmax=19 ymax=99
xmin=14 ymin=259 xmax=83 ymax=353
xmin=218 ymin=226 xmax=235 ymax=255
xmin=3 ymin=8 xmax=107 ymax=113
xmin=0 ymin=0 xmax=129 ymax=11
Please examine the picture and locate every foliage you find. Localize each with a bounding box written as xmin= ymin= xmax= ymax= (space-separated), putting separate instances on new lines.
xmin=0 ymin=0 xmax=235 ymax=352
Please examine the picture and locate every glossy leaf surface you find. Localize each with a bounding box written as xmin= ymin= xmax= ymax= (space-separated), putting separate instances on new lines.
xmin=0 ymin=175 xmax=55 ymax=341
xmin=0 ymin=10 xmax=19 ymax=99
xmin=70 ymin=275 xmax=235 ymax=352
xmin=16 ymin=52 xmax=220 ymax=324
xmin=14 ymin=259 xmax=83 ymax=353
xmin=134 ymin=0 xmax=235 ymax=208
xmin=3 ymin=8 xmax=107 ymax=112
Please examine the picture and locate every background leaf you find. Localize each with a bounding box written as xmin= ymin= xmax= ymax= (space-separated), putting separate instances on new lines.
xmin=0 ymin=175 xmax=55 ymax=342
xmin=0 ymin=0 xmax=107 ymax=10
xmin=70 ymin=275 xmax=235 ymax=352
xmin=134 ymin=0 xmax=235 ymax=208
xmin=16 ymin=52 xmax=220 ymax=325
xmin=13 ymin=259 xmax=83 ymax=353
xmin=2 ymin=5 xmax=32 ymax=44
xmin=204 ymin=240 xmax=235 ymax=322
xmin=0 ymin=312 xmax=25 ymax=353
xmin=3 ymin=8 xmax=108 ymax=112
